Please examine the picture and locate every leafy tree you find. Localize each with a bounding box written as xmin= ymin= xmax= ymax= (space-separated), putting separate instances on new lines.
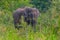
xmin=0 ymin=0 xmax=33 ymax=11
xmin=30 ymin=0 xmax=52 ymax=12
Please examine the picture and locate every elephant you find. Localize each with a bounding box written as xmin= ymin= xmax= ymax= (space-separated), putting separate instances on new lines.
xmin=13 ymin=7 xmax=40 ymax=30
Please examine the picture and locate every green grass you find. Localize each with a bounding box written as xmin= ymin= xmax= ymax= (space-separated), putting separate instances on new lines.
xmin=0 ymin=7 xmax=60 ymax=40
xmin=0 ymin=24 xmax=58 ymax=40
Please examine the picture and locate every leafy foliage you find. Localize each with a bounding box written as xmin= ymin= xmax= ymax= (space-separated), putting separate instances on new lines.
xmin=0 ymin=0 xmax=60 ymax=40
xmin=30 ymin=0 xmax=52 ymax=12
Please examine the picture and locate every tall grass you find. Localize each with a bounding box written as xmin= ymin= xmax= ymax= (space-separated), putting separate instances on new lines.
xmin=0 ymin=6 xmax=60 ymax=40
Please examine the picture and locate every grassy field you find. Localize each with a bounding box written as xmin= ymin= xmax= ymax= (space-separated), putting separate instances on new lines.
xmin=0 ymin=0 xmax=60 ymax=40
xmin=0 ymin=6 xmax=60 ymax=40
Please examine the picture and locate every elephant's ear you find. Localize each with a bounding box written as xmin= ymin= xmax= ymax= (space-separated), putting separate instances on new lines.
xmin=32 ymin=8 xmax=40 ymax=17
xmin=34 ymin=8 xmax=40 ymax=17
xmin=25 ymin=7 xmax=32 ymax=13
xmin=37 ymin=9 xmax=40 ymax=17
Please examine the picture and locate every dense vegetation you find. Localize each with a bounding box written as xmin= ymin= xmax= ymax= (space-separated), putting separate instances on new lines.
xmin=0 ymin=0 xmax=60 ymax=40
xmin=30 ymin=0 xmax=52 ymax=12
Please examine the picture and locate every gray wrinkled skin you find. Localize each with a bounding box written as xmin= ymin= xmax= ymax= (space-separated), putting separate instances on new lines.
xmin=13 ymin=7 xmax=40 ymax=30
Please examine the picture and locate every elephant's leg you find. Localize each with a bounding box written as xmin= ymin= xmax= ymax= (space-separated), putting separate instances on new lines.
xmin=25 ymin=19 xmax=30 ymax=25
xmin=31 ymin=19 xmax=37 ymax=32
xmin=13 ymin=16 xmax=22 ymax=30
xmin=24 ymin=17 xmax=30 ymax=25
